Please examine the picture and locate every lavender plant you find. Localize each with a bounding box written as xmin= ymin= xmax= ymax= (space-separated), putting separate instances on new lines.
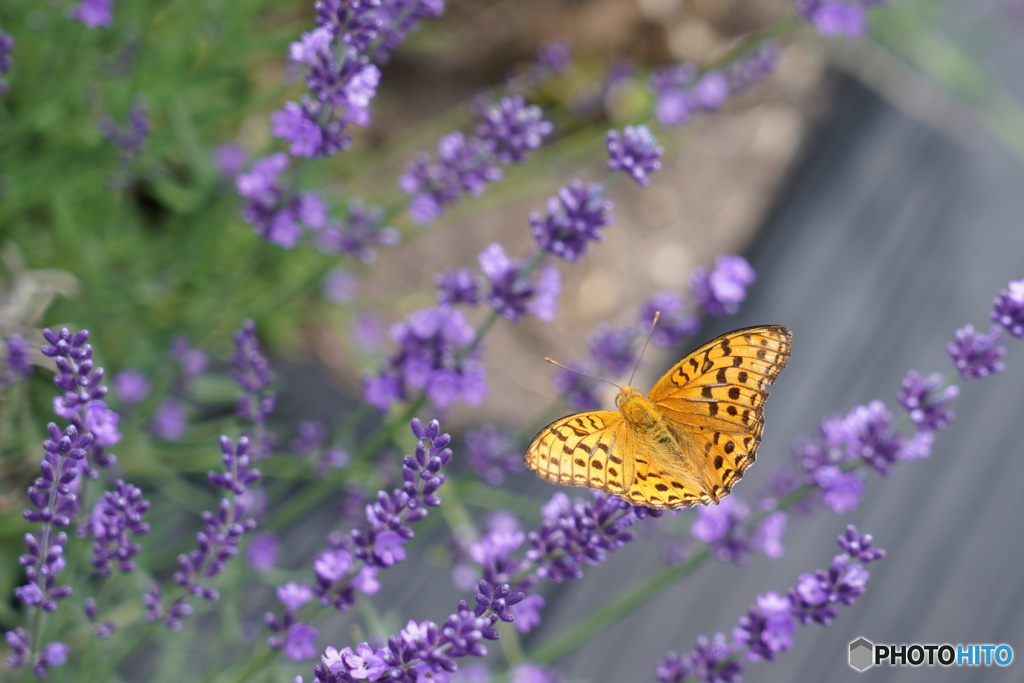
xmin=1 ymin=0 xmax=1018 ymax=681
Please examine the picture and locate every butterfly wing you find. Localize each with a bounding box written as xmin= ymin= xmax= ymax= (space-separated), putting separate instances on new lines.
xmin=646 ymin=325 xmax=792 ymax=502
xmin=524 ymin=411 xmax=636 ymax=495
xmin=621 ymin=434 xmax=714 ymax=509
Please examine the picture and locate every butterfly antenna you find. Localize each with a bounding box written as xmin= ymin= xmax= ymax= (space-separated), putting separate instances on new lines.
xmin=544 ymin=358 xmax=621 ymax=390
xmin=628 ymin=310 xmax=660 ymax=387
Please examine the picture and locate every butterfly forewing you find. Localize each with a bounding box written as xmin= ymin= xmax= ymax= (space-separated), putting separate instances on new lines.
xmin=648 ymin=325 xmax=792 ymax=502
xmin=524 ymin=411 xmax=635 ymax=495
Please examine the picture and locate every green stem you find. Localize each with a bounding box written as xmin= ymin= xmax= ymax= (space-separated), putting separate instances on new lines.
xmin=527 ymin=547 xmax=711 ymax=664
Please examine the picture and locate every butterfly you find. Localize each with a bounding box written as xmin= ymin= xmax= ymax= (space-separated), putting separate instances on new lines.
xmin=524 ymin=325 xmax=792 ymax=509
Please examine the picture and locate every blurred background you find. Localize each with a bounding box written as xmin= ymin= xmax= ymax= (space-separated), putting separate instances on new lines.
xmin=2 ymin=0 xmax=1023 ymax=680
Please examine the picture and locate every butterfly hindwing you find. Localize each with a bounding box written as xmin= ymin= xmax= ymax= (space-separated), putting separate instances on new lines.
xmin=621 ymin=432 xmax=714 ymax=508
xmin=523 ymin=411 xmax=635 ymax=495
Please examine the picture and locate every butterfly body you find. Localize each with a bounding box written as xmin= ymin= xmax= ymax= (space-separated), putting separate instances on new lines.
xmin=524 ymin=325 xmax=792 ymax=509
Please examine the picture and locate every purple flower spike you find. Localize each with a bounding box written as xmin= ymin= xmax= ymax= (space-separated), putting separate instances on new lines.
xmin=464 ymin=424 xmax=524 ymax=485
xmin=789 ymin=554 xmax=870 ymax=626
xmin=836 ymin=525 xmax=887 ymax=563
xmin=552 ymin=359 xmax=602 ymax=412
xmin=689 ymin=254 xmax=757 ymax=317
xmin=734 ymin=591 xmax=795 ymax=661
xmin=606 ymin=125 xmax=663 ymax=187
xmin=164 ymin=435 xmax=261 ymax=627
xmin=530 ymin=180 xmax=614 ymax=262
xmin=316 ymin=199 xmax=399 ymax=264
xmin=400 ymin=131 xmax=502 ymax=225
xmin=639 ymin=290 xmax=701 ymax=349
xmin=897 ymin=370 xmax=958 ymax=431
xmin=87 ymin=480 xmax=151 ymax=577
xmin=526 ymin=492 xmax=661 ymax=583
xmin=476 ymin=95 xmax=553 ymax=164
xmin=726 ymin=41 xmax=780 ymax=94
xmin=0 ymin=30 xmax=13 ymax=96
xmin=113 ymin=369 xmax=150 ymax=404
xmin=4 ymin=334 xmax=31 ymax=381
xmin=991 ymin=278 xmax=1024 ymax=338
xmin=798 ymin=1 xmax=867 ymax=38
xmin=233 ymin=320 xmax=276 ymax=457
xmin=237 ymin=153 xmax=328 ymax=248
xmin=70 ymin=0 xmax=113 ymax=28
xmin=365 ymin=306 xmax=486 ymax=412
xmin=947 ymin=324 xmax=1006 ymax=379
xmin=657 ymin=634 xmax=742 ymax=683
xmin=479 ymin=243 xmax=561 ymax=322
xmin=307 ymin=420 xmax=452 ymax=616
xmin=435 ymin=267 xmax=482 ymax=305
xmin=587 ymin=324 xmax=637 ymax=377
xmin=691 ymin=497 xmax=781 ymax=564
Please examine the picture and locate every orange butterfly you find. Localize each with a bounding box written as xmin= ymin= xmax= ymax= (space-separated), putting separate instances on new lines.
xmin=524 ymin=325 xmax=792 ymax=509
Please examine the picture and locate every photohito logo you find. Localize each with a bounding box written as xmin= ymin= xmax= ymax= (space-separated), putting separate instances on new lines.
xmin=848 ymin=637 xmax=1014 ymax=671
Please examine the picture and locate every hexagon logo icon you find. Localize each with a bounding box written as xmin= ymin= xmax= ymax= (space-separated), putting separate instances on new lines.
xmin=849 ymin=637 xmax=874 ymax=672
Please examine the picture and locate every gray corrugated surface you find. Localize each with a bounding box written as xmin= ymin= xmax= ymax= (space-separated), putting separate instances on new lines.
xmin=529 ymin=75 xmax=1024 ymax=681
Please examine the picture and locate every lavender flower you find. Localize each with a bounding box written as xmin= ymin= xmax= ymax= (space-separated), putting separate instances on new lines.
xmin=689 ymin=254 xmax=756 ymax=317
xmin=525 ymin=492 xmax=661 ymax=583
xmin=324 ymin=268 xmax=359 ymax=302
xmin=605 ymin=125 xmax=663 ymax=187
xmin=587 ymin=324 xmax=637 ymax=377
xmin=3 ymin=333 xmax=31 ymax=382
xmin=113 ymin=369 xmax=150 ymax=404
xmin=215 ymin=143 xmax=248 ymax=178
xmin=316 ymin=199 xmax=399 ymax=264
xmin=991 ymin=278 xmax=1024 ymax=338
xmin=97 ymin=99 xmax=149 ymax=159
xmin=41 ymin=327 xmax=118 ymax=472
xmin=151 ymin=397 xmax=187 ymax=441
xmin=795 ymin=416 xmax=863 ymax=513
xmin=87 ymin=479 xmax=151 ymax=577
xmin=464 ymin=424 xmax=523 ymax=485
xmin=845 ymin=400 xmax=932 ymax=475
xmin=70 ymin=0 xmax=113 ymax=28
xmin=530 ymin=180 xmax=614 ymax=262
xmin=797 ymin=1 xmax=867 ymax=38
xmin=308 ymin=420 xmax=452 ymax=613
xmin=436 ymin=268 xmax=482 ymax=305
xmin=661 ymin=527 xmax=885 ymax=680
xmin=365 ymin=305 xmax=486 ymax=411
xmin=314 ymin=588 xmax=504 ymax=682
xmin=237 ymin=153 xmax=328 ymax=248
xmin=4 ymin=629 xmax=69 ymax=677
xmin=233 ymin=320 xmax=276 ymax=457
xmin=947 ymin=324 xmax=1006 ymax=379
xmin=479 ymin=244 xmax=561 ymax=322
xmin=836 ymin=524 xmax=887 ymax=563
xmin=552 ymin=359 xmax=601 ymax=411
xmin=0 ymin=30 xmax=13 ymax=96
xmin=733 ymin=592 xmax=795 ymax=661
xmin=639 ymin=291 xmax=699 ymax=349
xmin=288 ymin=27 xmax=381 ymax=126
xmin=656 ymin=634 xmax=741 ymax=683
xmin=371 ymin=0 xmax=446 ymax=64
xmin=165 ymin=434 xmax=261 ymax=626
xmin=84 ymin=597 xmax=116 ymax=638
xmin=649 ymin=64 xmax=729 ymax=127
xmin=789 ymin=553 xmax=869 ymax=626
xmin=725 ymin=42 xmax=780 ymax=94
xmin=896 ymin=370 xmax=958 ymax=431
xmin=690 ymin=497 xmax=786 ymax=563
xmin=400 ymin=132 xmax=502 ymax=225
xmin=475 ymin=96 xmax=553 ymax=164
xmin=247 ymin=531 xmax=280 ymax=571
